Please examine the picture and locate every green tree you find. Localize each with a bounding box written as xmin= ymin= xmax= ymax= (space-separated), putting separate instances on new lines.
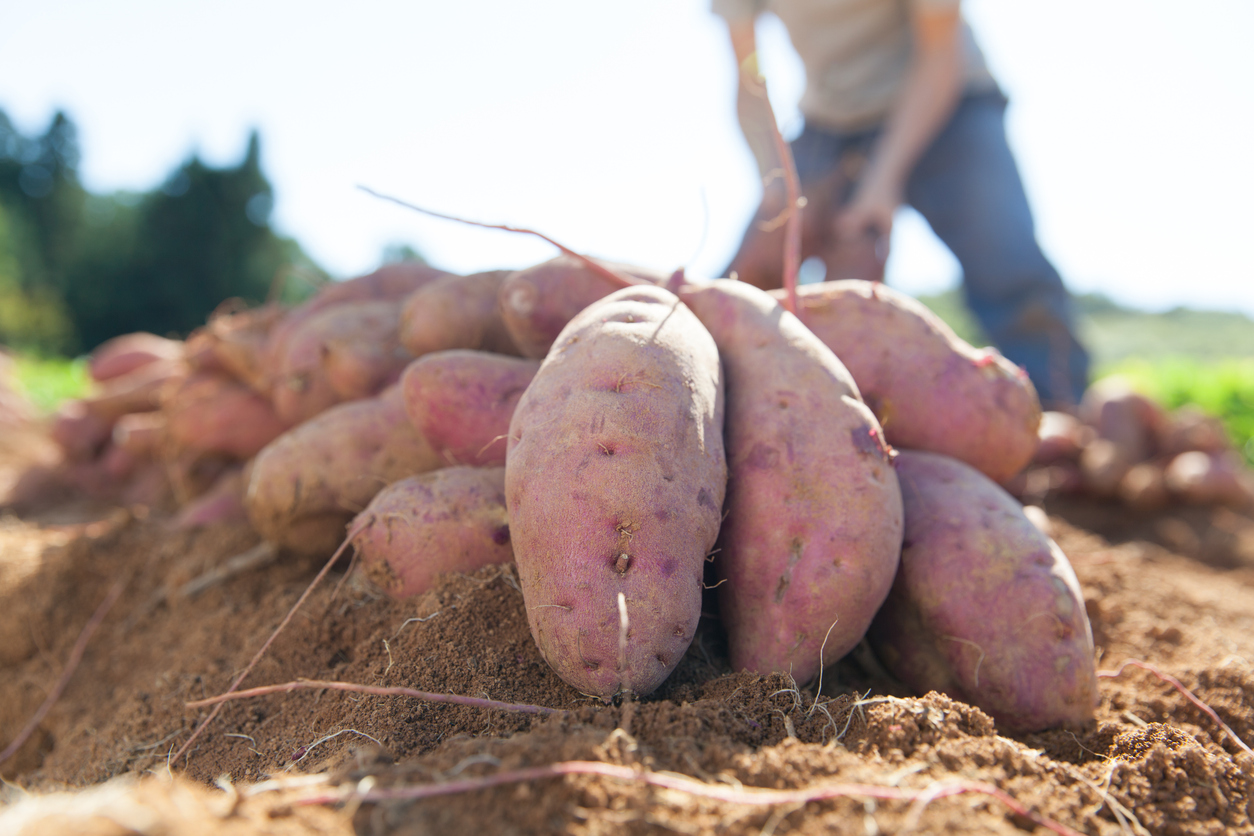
xmin=0 ymin=108 xmax=326 ymax=354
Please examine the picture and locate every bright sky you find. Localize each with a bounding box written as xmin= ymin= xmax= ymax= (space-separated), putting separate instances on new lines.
xmin=1 ymin=1 xmax=1251 ymax=314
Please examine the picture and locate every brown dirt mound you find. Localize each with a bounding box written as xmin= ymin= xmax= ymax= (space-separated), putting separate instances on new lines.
xmin=1 ymin=487 xmax=1253 ymax=834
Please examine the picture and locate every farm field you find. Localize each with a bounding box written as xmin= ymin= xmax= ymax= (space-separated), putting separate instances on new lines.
xmin=0 ymin=284 xmax=1252 ymax=835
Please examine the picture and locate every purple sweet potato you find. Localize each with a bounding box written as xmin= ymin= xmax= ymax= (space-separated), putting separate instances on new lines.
xmin=246 ymin=385 xmax=443 ymax=555
xmin=271 ymin=301 xmax=414 ymax=425
xmin=399 ymin=270 xmax=519 ymax=358
xmin=770 ymin=280 xmax=1041 ymax=483
xmin=351 ymin=466 xmax=513 ymax=598
xmin=867 ymin=450 xmax=1098 ymax=733
xmin=498 ymin=255 xmax=667 ymax=359
xmin=506 ymin=285 xmax=725 ymax=698
xmin=678 ymin=278 xmax=903 ymax=684
xmin=401 ymin=351 xmax=541 ymax=467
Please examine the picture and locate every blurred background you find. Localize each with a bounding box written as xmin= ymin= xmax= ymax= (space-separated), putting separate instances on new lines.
xmin=0 ymin=0 xmax=1251 ymax=414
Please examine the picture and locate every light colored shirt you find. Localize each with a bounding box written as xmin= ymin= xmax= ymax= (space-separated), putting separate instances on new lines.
xmin=712 ymin=0 xmax=998 ymax=131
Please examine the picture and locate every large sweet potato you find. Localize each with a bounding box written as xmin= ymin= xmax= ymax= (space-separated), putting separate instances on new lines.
xmin=399 ymin=270 xmax=519 ymax=358
xmin=246 ymin=386 xmax=443 ymax=556
xmin=678 ymin=278 xmax=903 ymax=684
xmin=867 ymin=450 xmax=1097 ymax=733
xmin=401 ymin=351 xmax=541 ymax=467
xmin=506 ymin=285 xmax=725 ymax=697
xmin=352 ymin=466 xmax=513 ymax=598
xmin=498 ymin=255 xmax=667 ymax=359
xmin=270 ymin=301 xmax=413 ymax=425
xmin=771 ymin=280 xmax=1041 ymax=483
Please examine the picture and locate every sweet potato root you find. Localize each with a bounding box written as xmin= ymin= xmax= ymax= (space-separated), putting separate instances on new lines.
xmin=352 ymin=466 xmax=513 ymax=598
xmin=867 ymin=450 xmax=1097 ymax=733
xmin=162 ymin=371 xmax=289 ymax=461
xmin=271 ymin=301 xmax=413 ymax=425
xmin=401 ymin=351 xmax=541 ymax=467
xmin=89 ymin=332 xmax=183 ymax=383
xmin=771 ymin=280 xmax=1041 ymax=483
xmin=506 ymin=285 xmax=725 ymax=697
xmin=399 ymin=270 xmax=519 ymax=358
xmin=246 ymin=386 xmax=443 ymax=556
xmin=498 ymin=255 xmax=667 ymax=359
xmin=679 ymin=278 xmax=903 ymax=684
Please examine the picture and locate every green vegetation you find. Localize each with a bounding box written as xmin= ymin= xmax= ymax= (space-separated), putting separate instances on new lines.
xmin=0 ymin=108 xmax=325 ymax=355
xmin=11 ymin=354 xmax=90 ymax=414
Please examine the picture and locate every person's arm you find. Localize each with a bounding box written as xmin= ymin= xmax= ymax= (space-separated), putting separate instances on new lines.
xmin=836 ymin=3 xmax=964 ymax=242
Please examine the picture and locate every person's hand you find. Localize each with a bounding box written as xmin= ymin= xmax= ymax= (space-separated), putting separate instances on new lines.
xmin=834 ymin=171 xmax=899 ymax=244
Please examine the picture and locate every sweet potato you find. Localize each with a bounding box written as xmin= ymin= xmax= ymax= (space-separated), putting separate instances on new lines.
xmin=162 ymin=371 xmax=289 ymax=460
xmin=867 ymin=450 xmax=1097 ymax=733
xmin=352 ymin=466 xmax=513 ymax=598
xmin=401 ymin=351 xmax=541 ymax=467
xmin=83 ymin=359 xmax=186 ymax=423
xmin=50 ymin=400 xmax=113 ymax=461
xmin=1034 ymin=410 xmax=1089 ymax=465
xmin=197 ymin=304 xmax=284 ymax=394
xmin=678 ymin=278 xmax=902 ymax=684
xmin=246 ymin=385 xmax=443 ymax=556
xmin=1080 ymin=377 xmax=1167 ymax=463
xmin=506 ymin=285 xmax=725 ymax=697
xmin=770 ymin=280 xmax=1041 ymax=483
xmin=271 ymin=301 xmax=413 ymax=425
xmin=113 ymin=411 xmax=166 ymax=459
xmin=175 ymin=465 xmax=249 ymax=529
xmin=89 ymin=332 xmax=183 ymax=382
xmin=1159 ymin=406 xmax=1231 ymax=456
xmin=498 ymin=255 xmax=667 ymax=358
xmin=264 ymin=262 xmax=448 ymax=381
xmin=399 ymin=270 xmax=519 ymax=358
xmin=1164 ymin=451 xmax=1254 ymax=508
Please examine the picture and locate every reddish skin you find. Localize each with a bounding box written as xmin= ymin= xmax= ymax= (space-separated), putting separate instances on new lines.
xmin=50 ymin=400 xmax=113 ymax=461
xmin=678 ymin=279 xmax=903 ymax=684
xmin=83 ymin=359 xmax=186 ymax=423
xmin=401 ymin=351 xmax=541 ymax=467
xmin=1164 ymin=450 xmax=1254 ymax=508
xmin=498 ymin=255 xmax=668 ymax=359
xmin=163 ymin=371 xmax=289 ymax=460
xmin=175 ymin=466 xmax=248 ymax=529
xmin=88 ymin=332 xmax=183 ymax=383
xmin=271 ymin=301 xmax=414 ymax=425
xmin=506 ymin=285 xmax=726 ymax=698
xmin=264 ymin=262 xmax=448 ymax=378
xmin=246 ymin=386 xmax=444 ymax=556
xmin=399 ymin=270 xmax=521 ymax=358
xmin=198 ymin=304 xmax=284 ymax=394
xmin=112 ymin=411 xmax=165 ymax=458
xmin=771 ymin=280 xmax=1041 ymax=483
xmin=867 ymin=450 xmax=1097 ymax=733
xmin=352 ymin=466 xmax=513 ymax=598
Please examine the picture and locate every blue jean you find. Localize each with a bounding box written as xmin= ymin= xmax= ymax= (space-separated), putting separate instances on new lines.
xmin=791 ymin=92 xmax=1090 ymax=406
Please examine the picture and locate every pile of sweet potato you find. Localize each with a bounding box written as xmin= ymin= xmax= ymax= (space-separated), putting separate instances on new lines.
xmin=13 ymin=257 xmax=1116 ymax=734
xmin=1017 ymin=378 xmax=1254 ymax=511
